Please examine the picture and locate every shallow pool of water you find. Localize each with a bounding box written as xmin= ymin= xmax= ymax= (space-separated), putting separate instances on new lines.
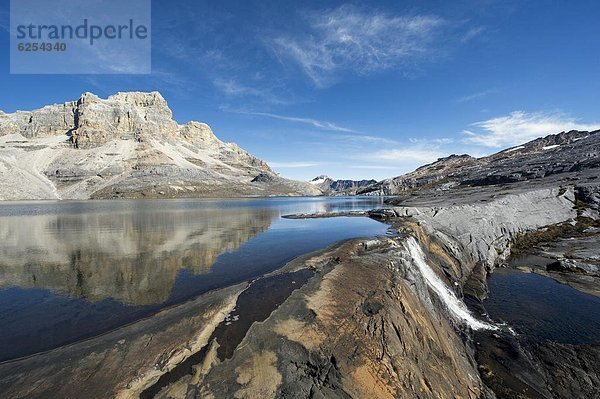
xmin=484 ymin=267 xmax=600 ymax=344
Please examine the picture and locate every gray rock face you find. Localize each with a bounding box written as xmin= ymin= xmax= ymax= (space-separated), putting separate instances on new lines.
xmin=576 ymin=184 xmax=600 ymax=218
xmin=310 ymin=175 xmax=377 ymax=194
xmin=184 ymin=238 xmax=491 ymax=399
xmin=386 ymin=186 xmax=578 ymax=269
xmin=0 ymin=102 xmax=77 ymax=139
xmin=368 ymin=177 xmax=600 ymax=398
xmin=0 ymin=92 xmax=321 ymax=200
xmin=359 ymin=130 xmax=600 ymax=195
xmin=70 ymin=92 xmax=180 ymax=148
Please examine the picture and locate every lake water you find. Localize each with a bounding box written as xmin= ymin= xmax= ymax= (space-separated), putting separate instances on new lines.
xmin=484 ymin=267 xmax=600 ymax=344
xmin=0 ymin=197 xmax=388 ymax=362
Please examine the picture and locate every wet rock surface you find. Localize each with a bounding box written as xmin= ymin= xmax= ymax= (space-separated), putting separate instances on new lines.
xmin=257 ymin=176 xmax=599 ymax=398
xmin=467 ymin=214 xmax=600 ymax=398
xmin=0 ymin=283 xmax=245 ymax=399
xmin=474 ymin=329 xmax=600 ymax=399
xmin=140 ymin=269 xmax=314 ymax=399
xmin=193 ymin=237 xmax=491 ymax=399
xmin=372 ymin=177 xmax=599 ymax=398
xmin=510 ymin=218 xmax=600 ymax=297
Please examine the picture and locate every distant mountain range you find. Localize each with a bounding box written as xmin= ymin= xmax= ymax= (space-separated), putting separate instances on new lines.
xmin=0 ymin=92 xmax=321 ymax=200
xmin=2 ymin=92 xmax=598 ymax=201
xmin=357 ymin=129 xmax=600 ymax=196
xmin=309 ymin=175 xmax=377 ymax=195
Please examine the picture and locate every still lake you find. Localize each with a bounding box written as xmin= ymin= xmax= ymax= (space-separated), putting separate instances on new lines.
xmin=0 ymin=197 xmax=388 ymax=361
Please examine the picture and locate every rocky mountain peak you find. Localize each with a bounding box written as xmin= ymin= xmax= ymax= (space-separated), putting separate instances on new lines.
xmin=107 ymin=91 xmax=168 ymax=107
xmin=359 ymin=129 xmax=600 ymax=196
xmin=0 ymin=91 xmax=225 ymax=149
xmin=77 ymin=92 xmax=100 ymax=104
xmin=310 ymin=175 xmax=332 ymax=183
xmin=415 ymin=154 xmax=476 ymax=172
xmin=310 ymin=175 xmax=377 ymax=194
xmin=70 ymin=91 xmax=180 ymax=148
xmin=523 ymin=130 xmax=596 ymax=151
xmin=439 ymin=154 xmax=473 ymax=162
xmin=0 ymin=91 xmax=321 ymax=200
xmin=179 ymin=121 xmax=219 ymax=145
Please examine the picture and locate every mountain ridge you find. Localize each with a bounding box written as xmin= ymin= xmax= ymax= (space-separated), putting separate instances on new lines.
xmin=358 ymin=129 xmax=600 ymax=196
xmin=0 ymin=92 xmax=322 ymax=200
xmin=309 ymin=175 xmax=377 ymax=194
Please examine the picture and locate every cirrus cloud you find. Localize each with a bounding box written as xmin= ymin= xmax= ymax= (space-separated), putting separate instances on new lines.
xmin=464 ymin=111 xmax=600 ymax=148
xmin=272 ymin=5 xmax=446 ymax=87
xmin=370 ymin=148 xmax=446 ymax=163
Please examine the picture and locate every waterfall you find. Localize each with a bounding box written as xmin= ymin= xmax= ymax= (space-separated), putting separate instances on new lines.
xmin=404 ymin=237 xmax=497 ymax=331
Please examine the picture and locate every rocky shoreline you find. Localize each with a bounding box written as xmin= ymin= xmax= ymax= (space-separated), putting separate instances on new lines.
xmin=281 ymin=211 xmax=369 ymax=219
xmin=227 ymin=182 xmax=600 ymax=399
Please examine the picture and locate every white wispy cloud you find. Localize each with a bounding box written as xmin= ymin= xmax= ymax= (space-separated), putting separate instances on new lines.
xmin=213 ymin=79 xmax=289 ymax=105
xmin=335 ymin=134 xmax=398 ymax=145
xmin=84 ymin=41 xmax=150 ymax=74
xmin=222 ymin=108 xmax=355 ymax=132
xmin=222 ymin=108 xmax=399 ymax=145
xmin=409 ymin=137 xmax=454 ymax=145
xmin=464 ymin=111 xmax=600 ymax=147
xmin=150 ymin=70 xmax=198 ymax=93
xmin=461 ymin=26 xmax=486 ymax=43
xmin=370 ymin=148 xmax=446 ymax=163
xmin=456 ymin=89 xmax=497 ymax=103
xmin=348 ymin=144 xmax=451 ymax=179
xmin=272 ymin=5 xmax=446 ymax=86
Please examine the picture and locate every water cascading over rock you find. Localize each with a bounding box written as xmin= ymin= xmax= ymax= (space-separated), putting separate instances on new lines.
xmin=402 ymin=236 xmax=496 ymax=331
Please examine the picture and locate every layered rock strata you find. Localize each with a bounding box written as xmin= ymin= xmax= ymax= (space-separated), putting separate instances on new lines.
xmin=0 ymin=92 xmax=321 ymax=200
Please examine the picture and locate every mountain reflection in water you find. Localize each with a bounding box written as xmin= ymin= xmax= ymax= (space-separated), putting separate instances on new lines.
xmin=0 ymin=197 xmax=387 ymax=361
xmin=0 ymin=207 xmax=275 ymax=305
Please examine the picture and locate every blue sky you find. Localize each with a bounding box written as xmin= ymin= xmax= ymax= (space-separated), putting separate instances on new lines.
xmin=1 ymin=0 xmax=599 ymax=180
